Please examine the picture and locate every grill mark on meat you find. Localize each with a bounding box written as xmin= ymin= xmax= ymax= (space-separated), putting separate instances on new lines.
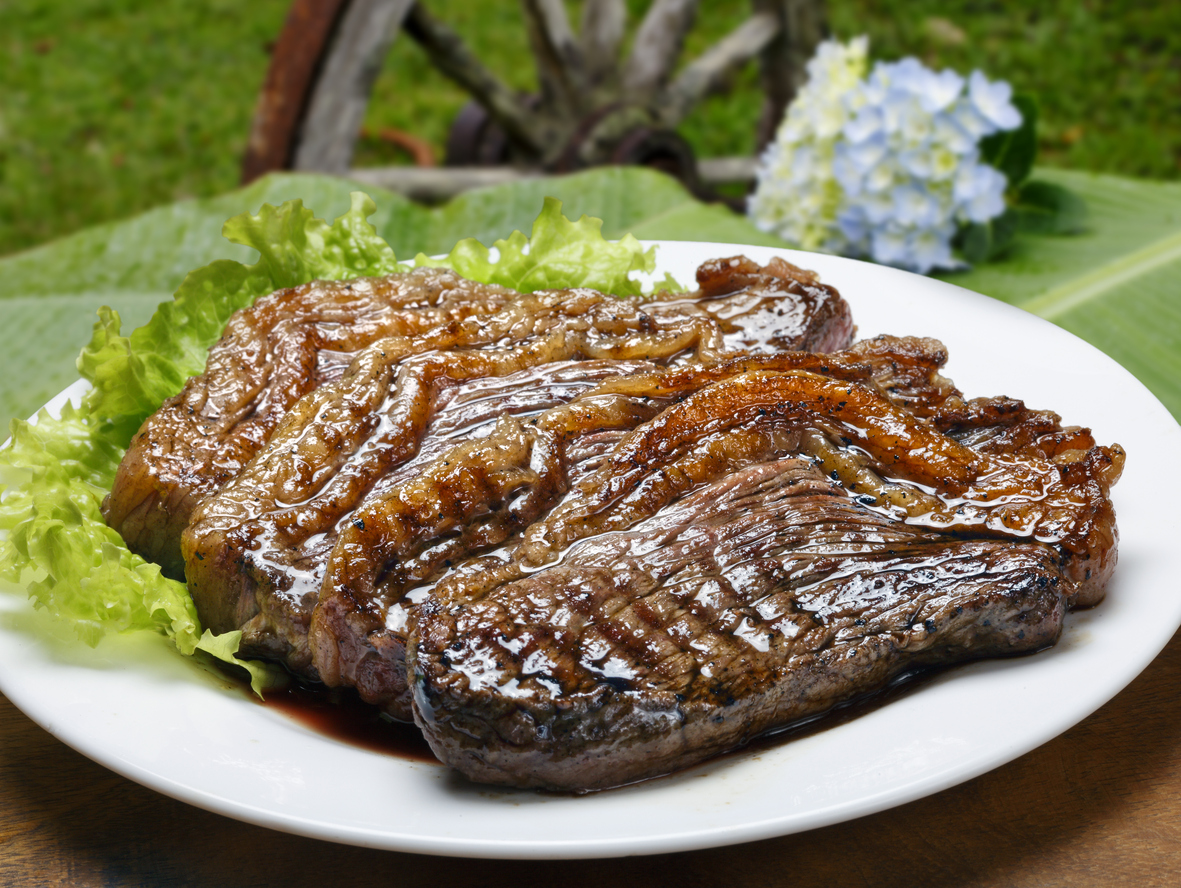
xmin=109 ymin=256 xmax=852 ymax=578
xmin=104 ymin=268 xmax=518 ymax=577
xmin=184 ymin=271 xmax=852 ymax=679
xmin=310 ymin=358 xmax=886 ymax=709
xmin=180 ymin=260 xmax=855 ymax=683
xmin=99 ymin=246 xmax=1124 ymax=792
xmin=309 ymin=341 xmax=1119 ymax=722
xmin=184 ymin=357 xmax=656 ymax=676
xmin=506 ymin=372 xmax=1120 ymax=579
xmin=410 ymin=424 xmax=1108 ymax=790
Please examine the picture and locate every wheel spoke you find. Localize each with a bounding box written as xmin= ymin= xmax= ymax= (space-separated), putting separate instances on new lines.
xmin=660 ymin=9 xmax=781 ymax=127
xmin=520 ymin=0 xmax=589 ymax=115
xmin=293 ymin=0 xmax=415 ymax=173
xmin=623 ymin=0 xmax=699 ymax=98
xmin=258 ymin=0 xmax=815 ymax=188
xmin=579 ymin=0 xmax=627 ymax=91
xmin=405 ymin=3 xmax=552 ymax=157
xmin=241 ymin=0 xmax=350 ymax=182
xmin=753 ymin=0 xmax=829 ymax=149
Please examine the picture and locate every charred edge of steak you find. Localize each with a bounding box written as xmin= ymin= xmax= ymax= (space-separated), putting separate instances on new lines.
xmin=409 ymin=458 xmax=1071 ymax=792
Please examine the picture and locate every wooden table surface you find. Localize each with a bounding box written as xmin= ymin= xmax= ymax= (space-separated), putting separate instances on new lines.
xmin=3 ymin=628 xmax=1181 ymax=888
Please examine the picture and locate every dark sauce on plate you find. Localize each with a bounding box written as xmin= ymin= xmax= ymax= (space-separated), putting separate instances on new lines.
xmin=262 ymin=683 xmax=438 ymax=764
xmin=253 ymin=665 xmax=946 ymax=778
xmin=247 ymin=650 xmax=1050 ymax=789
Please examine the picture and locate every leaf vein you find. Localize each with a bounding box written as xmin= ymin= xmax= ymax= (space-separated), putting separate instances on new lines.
xmin=1023 ymin=228 xmax=1181 ymax=319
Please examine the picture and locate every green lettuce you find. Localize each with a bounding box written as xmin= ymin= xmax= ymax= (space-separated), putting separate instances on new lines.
xmin=0 ymin=402 xmax=282 ymax=692
xmin=415 ymin=196 xmax=681 ymax=297
xmin=0 ymin=192 xmax=677 ymax=695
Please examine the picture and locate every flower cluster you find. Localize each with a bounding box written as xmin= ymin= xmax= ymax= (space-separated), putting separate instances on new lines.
xmin=748 ymin=39 xmax=1023 ymax=273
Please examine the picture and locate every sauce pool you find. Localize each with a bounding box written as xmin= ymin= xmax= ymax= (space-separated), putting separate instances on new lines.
xmin=262 ymin=684 xmax=439 ymax=764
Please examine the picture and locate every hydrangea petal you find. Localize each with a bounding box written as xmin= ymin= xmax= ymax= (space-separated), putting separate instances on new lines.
xmin=750 ymin=36 xmax=1015 ymax=274
xmin=920 ymin=68 xmax=966 ymax=113
xmin=969 ymin=70 xmax=1023 ymax=131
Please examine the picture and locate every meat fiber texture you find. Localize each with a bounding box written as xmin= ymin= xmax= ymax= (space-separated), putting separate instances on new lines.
xmin=103 ymin=268 xmax=520 ymax=578
xmin=408 ymin=367 xmax=1122 ymax=790
xmin=177 ymin=256 xmax=853 ymax=682
xmin=287 ymin=328 xmax=1121 ymax=789
xmin=114 ymin=253 xmax=846 ymax=578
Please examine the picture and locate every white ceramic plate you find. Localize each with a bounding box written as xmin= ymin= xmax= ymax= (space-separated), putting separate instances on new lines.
xmin=2 ymin=241 xmax=1179 ymax=860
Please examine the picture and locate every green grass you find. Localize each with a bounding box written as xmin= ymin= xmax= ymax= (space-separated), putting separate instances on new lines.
xmin=0 ymin=0 xmax=290 ymax=257
xmin=3 ymin=0 xmax=1179 ymax=259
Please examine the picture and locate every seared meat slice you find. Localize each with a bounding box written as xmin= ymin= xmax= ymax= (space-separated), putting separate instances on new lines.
xmin=406 ymin=370 xmax=1122 ymax=790
xmin=691 ymin=255 xmax=853 ymax=354
xmin=104 ymin=268 xmax=517 ymax=577
xmin=308 ymin=337 xmax=1115 ymax=719
xmin=413 ymin=461 xmax=1069 ymax=791
xmin=109 ymin=256 xmax=852 ymax=577
xmin=185 ymin=357 xmax=659 ymax=675
xmin=183 ymin=261 xmax=852 ymax=680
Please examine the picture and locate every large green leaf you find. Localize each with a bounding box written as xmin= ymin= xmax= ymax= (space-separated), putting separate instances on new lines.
xmin=937 ymin=168 xmax=1181 ymax=418
xmin=0 ymin=165 xmax=1178 ymax=425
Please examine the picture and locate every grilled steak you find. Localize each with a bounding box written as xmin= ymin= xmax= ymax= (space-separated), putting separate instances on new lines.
xmin=305 ymin=334 xmax=1091 ymax=719
xmin=406 ymin=368 xmax=1122 ymax=790
xmin=181 ymin=257 xmax=854 ymax=682
xmin=109 ymin=256 xmax=851 ymax=579
xmin=110 ymin=240 xmax=1123 ymax=793
xmin=186 ymin=357 xmax=659 ymax=675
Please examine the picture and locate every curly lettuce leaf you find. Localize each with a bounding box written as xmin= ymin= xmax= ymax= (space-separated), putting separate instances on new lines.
xmin=3 ymin=192 xmax=672 ymax=695
xmin=7 ymin=192 xmax=404 ymax=693
xmin=77 ymin=192 xmax=402 ymax=444
xmin=0 ymin=403 xmax=280 ymax=693
xmin=417 ymin=197 xmax=682 ymax=296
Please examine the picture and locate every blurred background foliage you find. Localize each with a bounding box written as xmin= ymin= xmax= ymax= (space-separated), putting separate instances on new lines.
xmin=2 ymin=0 xmax=1179 ymax=259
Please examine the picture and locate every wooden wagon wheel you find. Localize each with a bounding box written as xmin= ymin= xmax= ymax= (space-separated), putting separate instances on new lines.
xmin=241 ymin=0 xmax=827 ymax=201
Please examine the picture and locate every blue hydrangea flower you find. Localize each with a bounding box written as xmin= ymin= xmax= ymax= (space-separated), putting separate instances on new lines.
xmin=749 ymin=39 xmax=1023 ymax=274
xmin=746 ymin=37 xmax=870 ymax=254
